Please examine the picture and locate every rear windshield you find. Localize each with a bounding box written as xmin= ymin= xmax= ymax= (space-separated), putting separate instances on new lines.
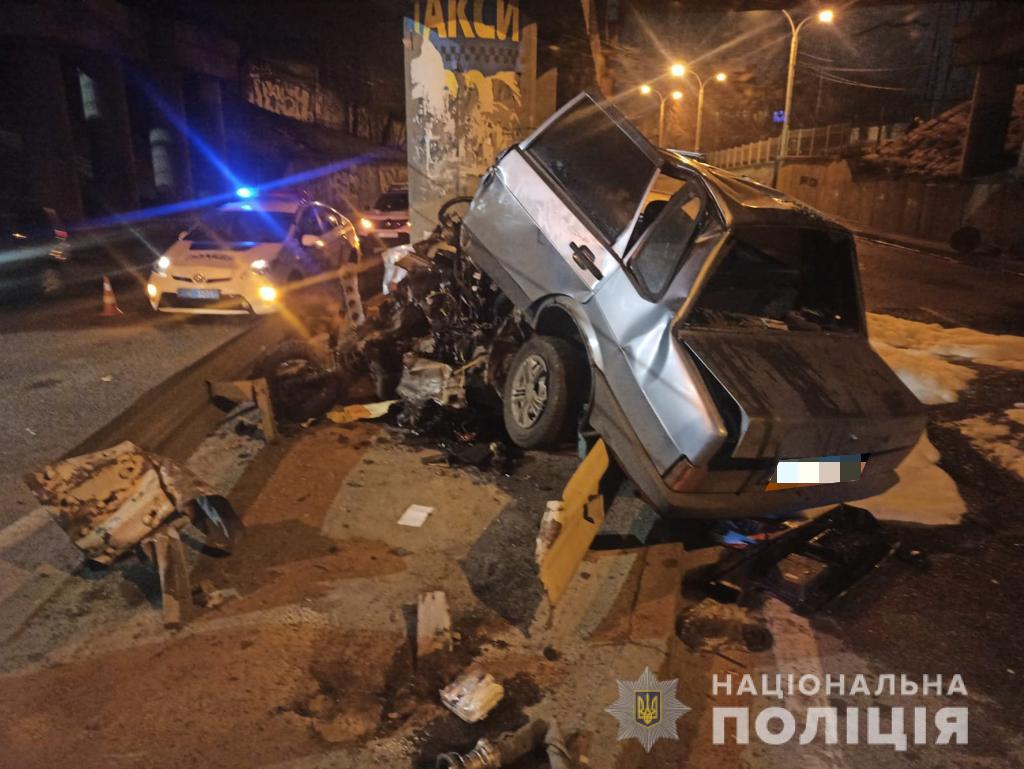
xmin=686 ymin=226 xmax=860 ymax=332
xmin=188 ymin=210 xmax=294 ymax=244
xmin=374 ymin=192 xmax=408 ymax=212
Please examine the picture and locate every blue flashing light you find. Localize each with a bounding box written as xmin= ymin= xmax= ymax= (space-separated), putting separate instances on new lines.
xmin=236 ymin=186 xmax=255 ymax=199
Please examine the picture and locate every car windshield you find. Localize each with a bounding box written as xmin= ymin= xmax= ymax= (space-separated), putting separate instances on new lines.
xmin=373 ymin=192 xmax=408 ymax=212
xmin=686 ymin=225 xmax=860 ymax=332
xmin=188 ymin=210 xmax=293 ymax=244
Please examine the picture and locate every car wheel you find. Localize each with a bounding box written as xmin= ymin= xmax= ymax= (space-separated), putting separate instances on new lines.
xmin=39 ymin=265 xmax=64 ymax=298
xmin=502 ymin=335 xmax=582 ymax=449
xmin=255 ymin=340 xmax=340 ymax=422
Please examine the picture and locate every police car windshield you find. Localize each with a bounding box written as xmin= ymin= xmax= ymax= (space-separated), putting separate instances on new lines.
xmin=188 ymin=210 xmax=293 ymax=244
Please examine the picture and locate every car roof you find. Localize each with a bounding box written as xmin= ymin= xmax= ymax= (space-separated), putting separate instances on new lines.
xmin=661 ymin=150 xmax=846 ymax=232
xmin=219 ymin=195 xmax=303 ymax=214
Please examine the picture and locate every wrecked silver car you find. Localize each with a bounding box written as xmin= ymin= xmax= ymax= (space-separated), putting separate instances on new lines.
xmin=459 ymin=91 xmax=927 ymax=518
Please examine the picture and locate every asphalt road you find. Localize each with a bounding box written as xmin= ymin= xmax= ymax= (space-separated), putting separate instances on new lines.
xmin=857 ymin=237 xmax=1024 ymax=334
xmin=0 ymin=263 xmax=253 ymax=529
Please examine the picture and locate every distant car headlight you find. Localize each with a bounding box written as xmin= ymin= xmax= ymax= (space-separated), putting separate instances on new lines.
xmin=258 ymin=285 xmax=277 ymax=303
xmin=359 ymin=217 xmax=374 ymax=231
xmin=156 ymin=255 xmax=171 ymax=274
xmin=250 ymin=258 xmax=269 ymax=274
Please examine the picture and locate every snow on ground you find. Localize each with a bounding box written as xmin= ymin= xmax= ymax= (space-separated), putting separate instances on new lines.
xmin=867 ymin=312 xmax=1024 ymax=405
xmin=859 ymin=434 xmax=967 ymax=526
xmin=857 ymin=315 xmax=1024 ymax=524
xmin=953 ymin=409 xmax=1024 ymax=482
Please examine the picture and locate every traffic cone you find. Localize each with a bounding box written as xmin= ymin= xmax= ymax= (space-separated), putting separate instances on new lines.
xmin=99 ymin=275 xmax=123 ymax=317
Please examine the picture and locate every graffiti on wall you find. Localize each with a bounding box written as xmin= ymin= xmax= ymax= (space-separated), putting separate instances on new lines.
xmin=404 ymin=0 xmax=528 ymax=234
xmin=246 ymin=63 xmax=404 ymax=147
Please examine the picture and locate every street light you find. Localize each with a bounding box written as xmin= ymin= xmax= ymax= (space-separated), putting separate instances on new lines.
xmin=772 ymin=8 xmax=835 ymax=186
xmin=639 ymin=84 xmax=682 ymax=146
xmin=670 ymin=64 xmax=729 ymax=152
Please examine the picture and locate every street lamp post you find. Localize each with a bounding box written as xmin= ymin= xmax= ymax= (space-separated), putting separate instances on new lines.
xmin=671 ymin=65 xmax=727 ymax=152
xmin=639 ymin=84 xmax=683 ymax=146
xmin=772 ymin=8 xmax=834 ymax=187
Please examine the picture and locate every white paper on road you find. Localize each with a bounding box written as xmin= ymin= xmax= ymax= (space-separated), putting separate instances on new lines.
xmin=398 ymin=504 xmax=434 ymax=527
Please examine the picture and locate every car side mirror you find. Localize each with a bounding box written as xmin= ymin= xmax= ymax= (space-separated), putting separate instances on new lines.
xmin=177 ymin=230 xmax=187 ymax=240
xmin=301 ymin=234 xmax=322 ymax=248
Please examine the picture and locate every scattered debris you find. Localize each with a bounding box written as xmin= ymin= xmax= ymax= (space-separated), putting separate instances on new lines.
xmin=398 ymin=503 xmax=434 ymax=527
xmin=100 ymin=374 xmax=114 ymax=383
xmin=436 ymin=719 xmax=571 ymax=769
xmin=193 ymin=580 xmax=242 ymax=609
xmin=208 ymin=377 xmax=279 ymax=443
xmin=25 ymin=441 xmax=243 ymax=626
xmin=440 ymin=665 xmax=505 ymax=723
xmin=326 ymin=400 xmax=397 ymax=424
xmin=416 ymin=590 xmax=453 ymax=659
xmin=704 ymin=504 xmax=895 ymax=615
xmin=537 ymin=440 xmax=610 ymax=605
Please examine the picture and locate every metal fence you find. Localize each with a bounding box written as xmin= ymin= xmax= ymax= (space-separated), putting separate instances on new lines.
xmin=707 ymin=122 xmax=908 ymax=169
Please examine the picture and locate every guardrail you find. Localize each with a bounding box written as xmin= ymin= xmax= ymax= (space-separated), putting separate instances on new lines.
xmin=707 ymin=122 xmax=908 ymax=169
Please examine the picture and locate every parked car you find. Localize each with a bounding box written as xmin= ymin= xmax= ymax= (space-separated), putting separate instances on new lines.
xmin=147 ymin=195 xmax=361 ymax=315
xmin=460 ymin=91 xmax=927 ymax=519
xmin=356 ymin=184 xmax=410 ymax=248
xmin=0 ymin=206 xmax=69 ymax=300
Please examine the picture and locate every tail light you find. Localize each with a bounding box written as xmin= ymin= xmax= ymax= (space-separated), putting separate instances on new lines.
xmin=663 ymin=457 xmax=708 ymax=492
xmin=54 ymin=229 xmax=68 ymax=240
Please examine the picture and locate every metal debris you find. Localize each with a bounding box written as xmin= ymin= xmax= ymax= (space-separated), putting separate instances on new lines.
xmin=436 ymin=719 xmax=571 ymax=769
xmin=325 ymin=400 xmax=397 ymax=424
xmin=416 ymin=590 xmax=453 ymax=659
xmin=25 ymin=441 xmax=243 ymax=626
xmin=704 ymin=504 xmax=896 ymax=614
xmin=537 ymin=439 xmax=610 ymax=605
xmin=440 ymin=666 xmax=505 ymax=723
xmin=25 ymin=440 xmax=242 ymax=564
xmin=208 ymin=377 xmax=279 ymax=443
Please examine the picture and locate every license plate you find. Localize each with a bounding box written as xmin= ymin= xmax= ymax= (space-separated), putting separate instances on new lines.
xmin=766 ymin=455 xmax=862 ymax=490
xmin=178 ymin=288 xmax=220 ymax=300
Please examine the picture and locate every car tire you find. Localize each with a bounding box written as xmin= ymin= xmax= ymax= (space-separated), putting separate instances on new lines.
xmin=255 ymin=340 xmax=339 ymax=422
xmin=502 ymin=335 xmax=582 ymax=449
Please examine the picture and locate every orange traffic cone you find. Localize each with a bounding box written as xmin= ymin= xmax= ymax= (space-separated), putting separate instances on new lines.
xmin=99 ymin=275 xmax=123 ymax=317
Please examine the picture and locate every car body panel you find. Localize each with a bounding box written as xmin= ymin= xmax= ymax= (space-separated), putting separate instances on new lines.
xmin=462 ymin=90 xmax=927 ymax=518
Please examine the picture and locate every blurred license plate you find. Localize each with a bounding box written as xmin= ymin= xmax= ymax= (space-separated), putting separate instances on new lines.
xmin=766 ymin=455 xmax=862 ymax=490
xmin=178 ymin=288 xmax=220 ymax=300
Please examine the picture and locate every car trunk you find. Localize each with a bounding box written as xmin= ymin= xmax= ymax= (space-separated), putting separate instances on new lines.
xmin=678 ymin=329 xmax=925 ymax=460
xmin=677 ymin=224 xmax=926 ymax=461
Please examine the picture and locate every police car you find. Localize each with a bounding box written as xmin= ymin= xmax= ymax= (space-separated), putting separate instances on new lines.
xmin=147 ymin=193 xmax=360 ymax=315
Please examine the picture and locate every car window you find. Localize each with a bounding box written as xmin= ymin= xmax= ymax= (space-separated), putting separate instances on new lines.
xmin=319 ymin=207 xmax=343 ymax=231
xmin=626 ymin=180 xmax=704 ymax=298
xmin=188 ymin=210 xmax=293 ymax=243
xmin=687 ymin=226 xmax=860 ymax=332
xmin=373 ymin=192 xmax=407 ymax=212
xmin=296 ymin=208 xmax=325 ymax=237
xmin=525 ymin=94 xmax=660 ymax=245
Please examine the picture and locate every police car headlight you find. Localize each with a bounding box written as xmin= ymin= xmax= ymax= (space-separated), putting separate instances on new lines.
xmin=359 ymin=217 xmax=374 ymax=232
xmin=155 ymin=255 xmax=171 ymax=274
xmin=250 ymin=258 xmax=269 ymax=274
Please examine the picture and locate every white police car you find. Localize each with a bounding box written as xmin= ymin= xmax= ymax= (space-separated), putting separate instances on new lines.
xmin=147 ymin=194 xmax=360 ymax=315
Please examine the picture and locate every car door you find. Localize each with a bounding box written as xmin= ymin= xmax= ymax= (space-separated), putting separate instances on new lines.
xmin=467 ymin=91 xmax=663 ymax=305
xmin=316 ymin=205 xmax=353 ymax=270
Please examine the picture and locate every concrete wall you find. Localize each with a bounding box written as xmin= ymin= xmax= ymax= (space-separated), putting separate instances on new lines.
xmin=731 ymin=157 xmax=1024 ymax=253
